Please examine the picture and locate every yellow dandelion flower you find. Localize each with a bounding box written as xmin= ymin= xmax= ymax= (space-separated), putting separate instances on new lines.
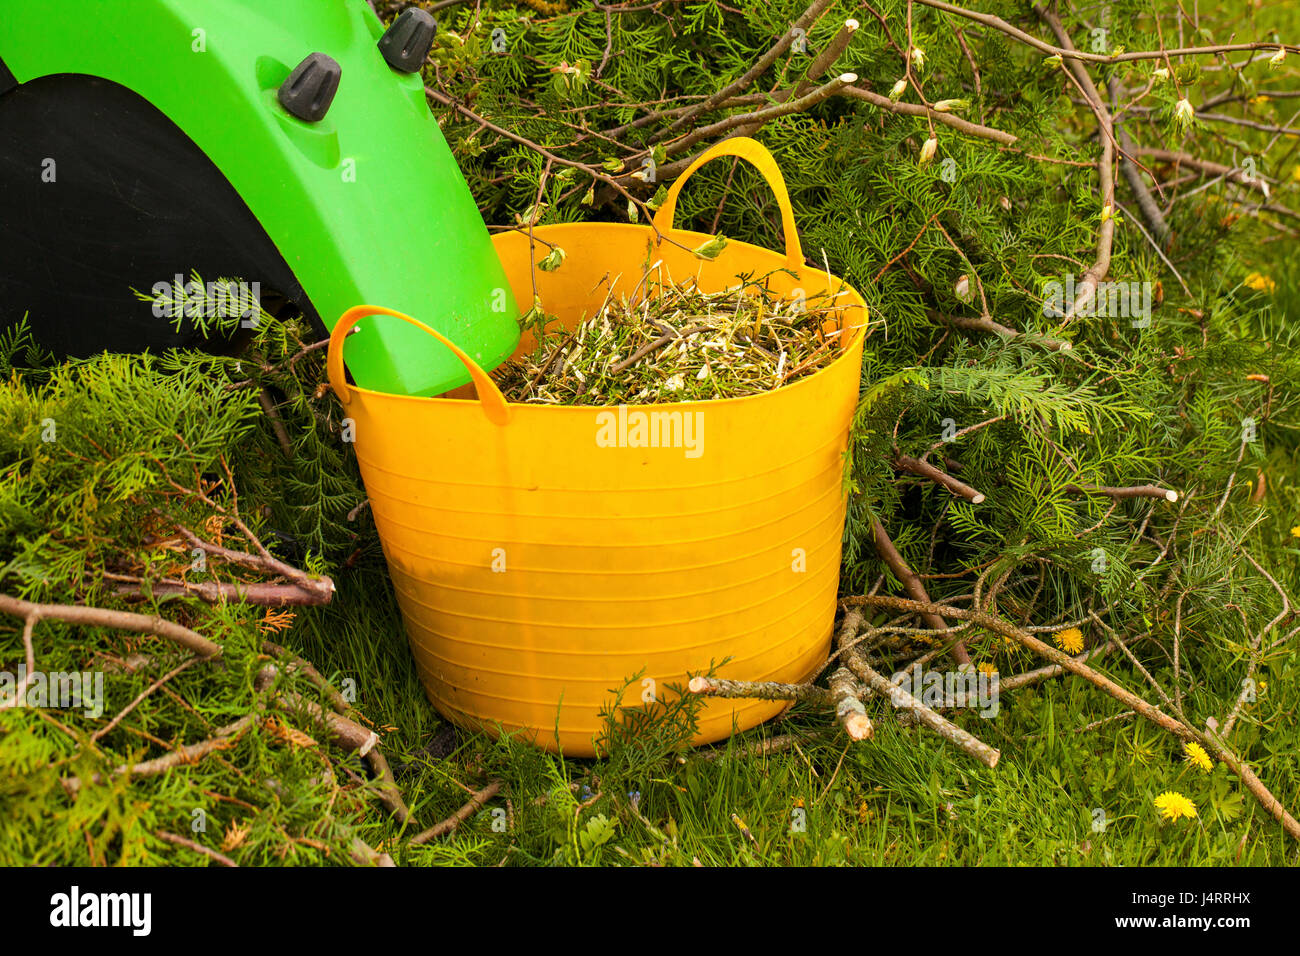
xmin=977 ymin=661 xmax=998 ymax=677
xmin=1154 ymin=790 xmax=1198 ymax=822
xmin=1053 ymin=626 xmax=1084 ymax=654
xmin=1290 ymin=525 xmax=1300 ymax=538
xmin=1244 ymin=272 xmax=1276 ymax=294
xmin=1183 ymin=742 xmax=1212 ymax=772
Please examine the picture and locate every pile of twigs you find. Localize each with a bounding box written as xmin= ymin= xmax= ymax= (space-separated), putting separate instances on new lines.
xmin=687 ymin=592 xmax=1300 ymax=842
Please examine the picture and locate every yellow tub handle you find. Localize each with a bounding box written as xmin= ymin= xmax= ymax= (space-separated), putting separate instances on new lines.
xmin=652 ymin=136 xmax=804 ymax=273
xmin=328 ymin=304 xmax=512 ymax=425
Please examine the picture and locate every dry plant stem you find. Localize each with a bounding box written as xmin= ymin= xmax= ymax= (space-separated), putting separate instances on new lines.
xmin=895 ymin=454 xmax=986 ymax=503
xmin=258 ymin=388 xmax=294 ymax=459
xmin=687 ymin=674 xmax=835 ymax=706
xmin=871 ymin=519 xmax=970 ymax=664
xmin=1064 ymin=483 xmax=1178 ymax=502
xmin=156 ymin=830 xmax=238 ymax=867
xmin=275 ymin=686 xmax=410 ymax=825
xmin=1039 ymin=8 xmax=1114 ymax=321
xmin=608 ymin=323 xmax=712 ymax=375
xmin=929 ymin=309 xmax=1071 ymax=352
xmin=916 ymin=0 xmax=1297 ymax=63
xmin=839 ymin=85 xmax=1017 ymax=144
xmin=64 ymin=713 xmax=258 ymax=794
xmin=109 ymin=575 xmax=333 ymax=608
xmin=828 ymin=666 xmax=874 ymax=740
xmin=996 ymin=642 xmax=1113 ymax=692
xmin=838 ymin=609 xmax=1000 ymax=767
xmin=349 ymin=838 xmax=396 ymax=867
xmin=0 ymin=593 xmax=222 ymax=659
xmin=654 ymin=0 xmax=835 ymax=141
xmin=851 ymin=594 xmax=1300 ymax=841
xmin=410 ymin=780 xmax=502 ymax=844
xmin=793 ymin=19 xmax=860 ymax=97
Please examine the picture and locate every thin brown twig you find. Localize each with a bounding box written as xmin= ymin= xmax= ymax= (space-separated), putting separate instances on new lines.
xmin=410 ymin=780 xmax=503 ymax=844
xmin=0 ymin=593 xmax=222 ymax=659
xmin=871 ymin=518 xmax=970 ymax=664
xmin=156 ymin=831 xmax=239 ymax=867
xmin=849 ymin=594 xmax=1300 ymax=841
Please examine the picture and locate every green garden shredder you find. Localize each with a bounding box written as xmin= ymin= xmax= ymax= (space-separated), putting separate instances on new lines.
xmin=0 ymin=0 xmax=519 ymax=396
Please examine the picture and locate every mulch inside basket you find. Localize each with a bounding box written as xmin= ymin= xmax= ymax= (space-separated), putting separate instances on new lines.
xmin=493 ymin=268 xmax=851 ymax=406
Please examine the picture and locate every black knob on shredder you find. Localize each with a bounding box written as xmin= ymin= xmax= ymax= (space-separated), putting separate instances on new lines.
xmin=278 ymin=52 xmax=341 ymax=122
xmin=378 ymin=8 xmax=436 ymax=73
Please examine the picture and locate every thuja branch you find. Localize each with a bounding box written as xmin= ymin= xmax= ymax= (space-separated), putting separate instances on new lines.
xmin=1039 ymin=7 xmax=1114 ymax=322
xmin=652 ymin=0 xmax=836 ymax=142
xmin=0 ymin=593 xmax=223 ymax=659
xmin=916 ymin=0 xmax=1297 ymax=64
xmin=839 ymin=85 xmax=1017 ymax=145
xmin=848 ymin=594 xmax=1300 ymax=841
xmin=928 ymin=309 xmax=1072 ymax=352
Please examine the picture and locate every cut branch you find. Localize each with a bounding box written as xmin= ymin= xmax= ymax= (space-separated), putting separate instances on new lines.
xmin=848 ymin=594 xmax=1300 ymax=841
xmin=410 ymin=780 xmax=503 ymax=844
xmin=0 ymin=593 xmax=222 ymax=659
xmin=871 ymin=519 xmax=970 ymax=664
xmin=1039 ymin=8 xmax=1114 ymax=321
xmin=1064 ymin=483 xmax=1179 ymax=502
xmin=653 ymin=0 xmax=836 ymax=141
xmin=839 ymin=84 xmax=1017 ymax=145
xmin=895 ymin=453 xmax=986 ymax=503
xmin=828 ymin=665 xmax=874 ymax=740
xmin=687 ymin=674 xmax=835 ymax=705
xmin=838 ymin=609 xmax=999 ymax=767
xmin=927 ymin=309 xmax=1071 ymax=352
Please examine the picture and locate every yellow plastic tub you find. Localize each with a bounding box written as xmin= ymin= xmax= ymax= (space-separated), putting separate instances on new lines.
xmin=328 ymin=138 xmax=868 ymax=755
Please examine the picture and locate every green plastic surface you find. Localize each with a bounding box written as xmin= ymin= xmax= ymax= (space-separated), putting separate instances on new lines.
xmin=0 ymin=0 xmax=520 ymax=395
